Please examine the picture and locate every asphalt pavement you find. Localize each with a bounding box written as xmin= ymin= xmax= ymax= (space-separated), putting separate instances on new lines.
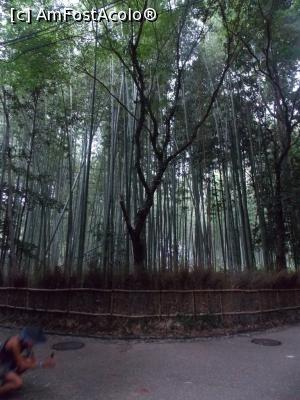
xmin=0 ymin=324 xmax=299 ymax=399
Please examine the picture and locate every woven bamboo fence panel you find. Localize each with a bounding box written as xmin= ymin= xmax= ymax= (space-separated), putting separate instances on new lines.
xmin=0 ymin=287 xmax=299 ymax=318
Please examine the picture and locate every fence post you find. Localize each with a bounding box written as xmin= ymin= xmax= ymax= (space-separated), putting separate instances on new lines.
xmin=219 ymin=293 xmax=224 ymax=324
xmin=258 ymin=291 xmax=263 ymax=323
xmin=110 ymin=290 xmax=114 ymax=316
xmin=159 ymin=290 xmax=162 ymax=319
xmin=276 ymin=290 xmax=280 ymax=308
xmin=207 ymin=291 xmax=210 ymax=315
xmin=192 ymin=290 xmax=196 ymax=319
xmin=25 ymin=289 xmax=29 ymax=309
xmin=66 ymin=290 xmax=71 ymax=314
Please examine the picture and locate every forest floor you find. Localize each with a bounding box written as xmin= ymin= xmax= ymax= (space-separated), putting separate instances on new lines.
xmin=0 ymin=324 xmax=299 ymax=399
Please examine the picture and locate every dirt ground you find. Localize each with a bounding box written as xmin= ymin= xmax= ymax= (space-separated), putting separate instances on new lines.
xmin=0 ymin=324 xmax=299 ymax=400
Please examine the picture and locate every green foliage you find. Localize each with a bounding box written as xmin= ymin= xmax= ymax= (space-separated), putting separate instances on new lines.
xmin=0 ymin=0 xmax=73 ymax=91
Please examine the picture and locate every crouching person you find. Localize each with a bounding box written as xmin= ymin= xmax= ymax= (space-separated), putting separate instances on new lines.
xmin=0 ymin=327 xmax=55 ymax=396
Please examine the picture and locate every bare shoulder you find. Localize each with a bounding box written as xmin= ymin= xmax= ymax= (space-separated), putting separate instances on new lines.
xmin=5 ymin=335 xmax=21 ymax=351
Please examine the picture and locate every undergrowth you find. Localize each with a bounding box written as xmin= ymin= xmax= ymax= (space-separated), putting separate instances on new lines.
xmin=6 ymin=268 xmax=300 ymax=290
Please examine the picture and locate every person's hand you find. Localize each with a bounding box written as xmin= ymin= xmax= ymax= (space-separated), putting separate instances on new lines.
xmin=42 ymin=356 xmax=56 ymax=368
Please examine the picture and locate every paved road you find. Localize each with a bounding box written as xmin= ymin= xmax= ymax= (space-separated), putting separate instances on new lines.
xmin=0 ymin=324 xmax=299 ymax=399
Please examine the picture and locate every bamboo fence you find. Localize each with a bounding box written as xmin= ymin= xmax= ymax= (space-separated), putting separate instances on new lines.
xmin=0 ymin=287 xmax=299 ymax=319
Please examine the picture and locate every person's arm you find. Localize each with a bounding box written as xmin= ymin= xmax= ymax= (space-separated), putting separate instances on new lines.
xmin=7 ymin=338 xmax=56 ymax=370
xmin=12 ymin=347 xmax=55 ymax=369
xmin=10 ymin=344 xmax=37 ymax=370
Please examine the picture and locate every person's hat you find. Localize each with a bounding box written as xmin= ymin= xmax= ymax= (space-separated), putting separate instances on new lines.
xmin=20 ymin=327 xmax=47 ymax=343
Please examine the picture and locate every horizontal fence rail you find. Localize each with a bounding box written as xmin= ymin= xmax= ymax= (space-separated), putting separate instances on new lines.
xmin=0 ymin=287 xmax=299 ymax=319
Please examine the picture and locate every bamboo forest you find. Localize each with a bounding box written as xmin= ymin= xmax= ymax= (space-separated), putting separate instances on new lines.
xmin=0 ymin=0 xmax=299 ymax=288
